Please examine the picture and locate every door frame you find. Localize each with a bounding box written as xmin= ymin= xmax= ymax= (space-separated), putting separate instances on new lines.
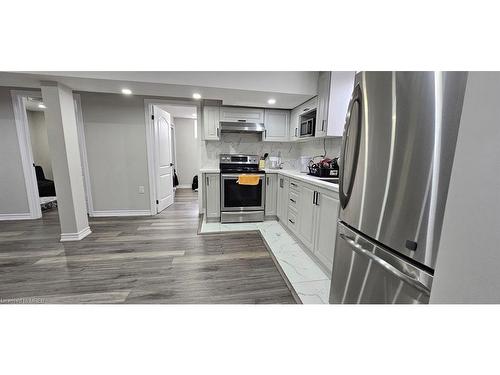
xmin=9 ymin=90 xmax=92 ymax=221
xmin=144 ymin=98 xmax=201 ymax=215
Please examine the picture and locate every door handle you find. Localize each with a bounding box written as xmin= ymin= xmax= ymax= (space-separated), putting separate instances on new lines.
xmin=339 ymin=233 xmax=431 ymax=295
xmin=206 ymin=176 xmax=209 ymax=186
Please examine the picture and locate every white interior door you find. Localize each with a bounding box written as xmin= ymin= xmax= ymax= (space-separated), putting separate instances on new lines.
xmin=154 ymin=106 xmax=174 ymax=213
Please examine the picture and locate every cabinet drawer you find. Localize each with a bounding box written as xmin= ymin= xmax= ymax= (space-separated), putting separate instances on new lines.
xmin=288 ymin=191 xmax=298 ymax=209
xmin=287 ymin=208 xmax=298 ymax=232
xmin=289 ymin=179 xmax=300 ymax=192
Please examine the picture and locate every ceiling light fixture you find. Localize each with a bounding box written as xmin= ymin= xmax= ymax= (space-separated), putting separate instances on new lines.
xmin=192 ymin=93 xmax=201 ymax=100
xmin=267 ymin=98 xmax=276 ymax=105
xmin=38 ymin=103 xmax=46 ymax=109
xmin=121 ymin=88 xmax=132 ymax=95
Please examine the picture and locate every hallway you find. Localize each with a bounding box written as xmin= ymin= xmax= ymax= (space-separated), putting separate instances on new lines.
xmin=0 ymin=189 xmax=297 ymax=304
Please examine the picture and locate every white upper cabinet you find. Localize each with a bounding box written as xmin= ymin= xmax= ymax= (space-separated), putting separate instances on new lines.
xmin=326 ymin=71 xmax=356 ymax=137
xmin=220 ymin=106 xmax=264 ymax=124
xmin=203 ymin=105 xmax=220 ymax=140
xmin=289 ymin=97 xmax=318 ymax=141
xmin=315 ymin=71 xmax=331 ymax=138
xmin=263 ymin=109 xmax=289 ymax=142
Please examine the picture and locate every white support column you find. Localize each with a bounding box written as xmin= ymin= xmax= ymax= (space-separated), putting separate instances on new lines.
xmin=41 ymin=82 xmax=91 ymax=241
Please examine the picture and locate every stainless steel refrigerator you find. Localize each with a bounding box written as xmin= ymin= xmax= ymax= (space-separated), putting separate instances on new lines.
xmin=330 ymin=72 xmax=468 ymax=304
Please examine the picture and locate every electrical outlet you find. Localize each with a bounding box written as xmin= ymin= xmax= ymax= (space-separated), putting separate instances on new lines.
xmin=138 ymin=185 xmax=145 ymax=194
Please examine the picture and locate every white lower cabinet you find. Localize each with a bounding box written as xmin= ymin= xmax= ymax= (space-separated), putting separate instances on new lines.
xmin=276 ymin=176 xmax=339 ymax=272
xmin=297 ymin=183 xmax=316 ymax=250
xmin=313 ymin=188 xmax=340 ymax=272
xmin=265 ymin=173 xmax=278 ymax=217
xmin=204 ymin=173 xmax=220 ymax=220
xmin=277 ymin=176 xmax=289 ymax=222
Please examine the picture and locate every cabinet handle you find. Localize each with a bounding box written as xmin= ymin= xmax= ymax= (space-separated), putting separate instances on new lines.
xmin=322 ymin=119 xmax=326 ymax=131
xmin=315 ymin=192 xmax=320 ymax=205
xmin=303 ymin=108 xmax=310 ymax=112
xmin=237 ymin=119 xmax=247 ymax=122
xmin=294 ymin=128 xmax=297 ymax=137
xmin=264 ymin=129 xmax=267 ymax=139
xmin=312 ymin=191 xmax=316 ymax=204
xmin=279 ymin=178 xmax=283 ymax=188
xmin=266 ymin=177 xmax=269 ymax=186
xmin=290 ymin=182 xmax=297 ymax=187
xmin=206 ymin=176 xmax=209 ymax=186
xmin=288 ymin=219 xmax=295 ymax=224
xmin=290 ymin=198 xmax=296 ymax=203
xmin=216 ymin=127 xmax=219 ymax=137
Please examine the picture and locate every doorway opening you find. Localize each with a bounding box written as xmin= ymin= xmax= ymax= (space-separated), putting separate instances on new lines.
xmin=25 ymin=97 xmax=57 ymax=216
xmin=144 ymin=100 xmax=200 ymax=216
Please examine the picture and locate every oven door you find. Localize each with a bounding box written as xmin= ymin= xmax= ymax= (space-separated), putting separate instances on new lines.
xmin=221 ymin=173 xmax=265 ymax=211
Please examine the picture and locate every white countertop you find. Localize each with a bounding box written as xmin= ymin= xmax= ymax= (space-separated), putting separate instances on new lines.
xmin=200 ymin=168 xmax=339 ymax=193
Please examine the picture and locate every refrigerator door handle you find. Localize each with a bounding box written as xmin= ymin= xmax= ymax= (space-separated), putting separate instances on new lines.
xmin=339 ymin=83 xmax=363 ymax=209
xmin=339 ymin=233 xmax=431 ymax=295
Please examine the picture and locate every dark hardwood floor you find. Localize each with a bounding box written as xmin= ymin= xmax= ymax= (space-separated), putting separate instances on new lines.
xmin=0 ymin=189 xmax=297 ymax=304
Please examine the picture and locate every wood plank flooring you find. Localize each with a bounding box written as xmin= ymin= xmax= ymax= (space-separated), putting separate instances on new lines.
xmin=0 ymin=189 xmax=297 ymax=304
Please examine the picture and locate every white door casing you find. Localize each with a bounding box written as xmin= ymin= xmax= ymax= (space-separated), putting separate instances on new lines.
xmin=154 ymin=106 xmax=174 ymax=213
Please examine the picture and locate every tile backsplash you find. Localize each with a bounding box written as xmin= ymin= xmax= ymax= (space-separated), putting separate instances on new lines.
xmin=200 ymin=133 xmax=342 ymax=170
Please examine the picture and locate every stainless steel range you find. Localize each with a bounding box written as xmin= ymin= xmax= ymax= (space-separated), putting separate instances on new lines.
xmin=219 ymin=154 xmax=265 ymax=223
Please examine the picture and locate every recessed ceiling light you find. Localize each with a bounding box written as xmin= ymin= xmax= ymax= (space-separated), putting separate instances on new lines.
xmin=38 ymin=103 xmax=46 ymax=109
xmin=267 ymin=98 xmax=276 ymax=105
xmin=192 ymin=93 xmax=201 ymax=100
xmin=121 ymin=88 xmax=132 ymax=95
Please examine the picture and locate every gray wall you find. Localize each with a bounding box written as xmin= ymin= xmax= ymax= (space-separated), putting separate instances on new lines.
xmin=28 ymin=110 xmax=53 ymax=180
xmin=0 ymin=87 xmax=30 ymax=215
xmin=79 ymin=92 xmax=150 ymax=212
xmin=174 ymin=117 xmax=199 ymax=187
xmin=430 ymin=72 xmax=500 ymax=303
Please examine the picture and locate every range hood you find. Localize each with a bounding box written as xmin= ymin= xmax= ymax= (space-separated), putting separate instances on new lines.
xmin=219 ymin=121 xmax=265 ymax=134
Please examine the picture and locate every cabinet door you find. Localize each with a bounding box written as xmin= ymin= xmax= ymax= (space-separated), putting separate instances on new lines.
xmin=313 ymin=189 xmax=340 ymax=272
xmin=327 ymin=71 xmax=356 ymax=137
xmin=263 ymin=109 xmax=290 ymax=142
xmin=297 ymin=183 xmax=316 ymax=250
xmin=220 ymin=106 xmax=264 ymax=123
xmin=205 ymin=173 xmax=220 ymax=219
xmin=265 ymin=174 xmax=278 ymax=216
xmin=289 ymin=107 xmax=300 ymax=141
xmin=277 ymin=176 xmax=289 ymax=222
xmin=203 ymin=106 xmax=220 ymax=140
xmin=315 ymin=71 xmax=331 ymax=138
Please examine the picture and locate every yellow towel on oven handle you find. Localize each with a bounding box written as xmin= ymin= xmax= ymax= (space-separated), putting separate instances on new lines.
xmin=237 ymin=174 xmax=260 ymax=186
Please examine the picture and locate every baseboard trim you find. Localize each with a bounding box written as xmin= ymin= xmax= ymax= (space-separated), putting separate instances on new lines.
xmin=0 ymin=213 xmax=33 ymax=221
xmin=91 ymin=210 xmax=152 ymax=217
xmin=60 ymin=226 xmax=92 ymax=242
xmin=176 ymin=184 xmax=191 ymax=189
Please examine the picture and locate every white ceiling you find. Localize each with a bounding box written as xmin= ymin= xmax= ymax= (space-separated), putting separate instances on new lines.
xmin=0 ymin=71 xmax=319 ymax=109
xmin=157 ymin=104 xmax=197 ymax=119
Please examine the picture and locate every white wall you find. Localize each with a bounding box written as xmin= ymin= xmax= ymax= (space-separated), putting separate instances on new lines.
xmin=174 ymin=117 xmax=199 ymax=187
xmin=430 ymin=72 xmax=500 ymax=303
xmin=79 ymin=92 xmax=151 ymax=212
xmin=27 ymin=110 xmax=53 ymax=180
xmin=0 ymin=87 xmax=30 ymax=215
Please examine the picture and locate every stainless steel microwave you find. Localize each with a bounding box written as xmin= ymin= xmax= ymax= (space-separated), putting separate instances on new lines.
xmin=300 ymin=117 xmax=315 ymax=137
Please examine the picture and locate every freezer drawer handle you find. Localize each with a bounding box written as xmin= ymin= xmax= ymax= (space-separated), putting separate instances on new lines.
xmin=339 ymin=233 xmax=431 ymax=295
